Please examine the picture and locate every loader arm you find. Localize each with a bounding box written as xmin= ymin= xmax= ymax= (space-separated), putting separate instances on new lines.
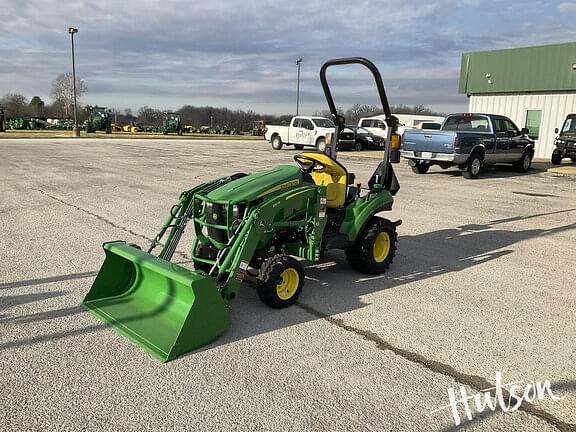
xmin=192 ymin=183 xmax=327 ymax=303
xmin=148 ymin=173 xmax=248 ymax=260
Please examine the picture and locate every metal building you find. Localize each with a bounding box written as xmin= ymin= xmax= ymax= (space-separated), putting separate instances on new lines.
xmin=459 ymin=42 xmax=576 ymax=159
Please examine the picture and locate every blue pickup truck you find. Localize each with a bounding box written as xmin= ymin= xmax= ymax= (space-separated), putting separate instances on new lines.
xmin=401 ymin=113 xmax=535 ymax=179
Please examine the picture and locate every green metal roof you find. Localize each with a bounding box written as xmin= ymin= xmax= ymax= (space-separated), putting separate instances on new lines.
xmin=459 ymin=42 xmax=576 ymax=95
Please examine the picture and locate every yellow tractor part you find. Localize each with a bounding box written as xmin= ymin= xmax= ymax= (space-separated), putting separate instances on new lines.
xmin=276 ymin=268 xmax=300 ymax=300
xmin=373 ymin=232 xmax=391 ymax=262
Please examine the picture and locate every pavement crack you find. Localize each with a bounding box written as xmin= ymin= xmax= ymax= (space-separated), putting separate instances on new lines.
xmin=33 ymin=189 xmax=190 ymax=261
xmin=296 ymin=301 xmax=575 ymax=432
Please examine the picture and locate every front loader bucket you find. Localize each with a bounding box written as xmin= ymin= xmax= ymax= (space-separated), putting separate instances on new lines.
xmin=82 ymin=241 xmax=230 ymax=362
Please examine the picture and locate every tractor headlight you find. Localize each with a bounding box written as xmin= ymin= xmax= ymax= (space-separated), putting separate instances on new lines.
xmin=232 ymin=204 xmax=245 ymax=220
xmin=204 ymin=201 xmax=214 ymax=218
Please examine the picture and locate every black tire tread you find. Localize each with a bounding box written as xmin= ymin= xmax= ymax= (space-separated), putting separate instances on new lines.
xmin=514 ymin=151 xmax=533 ymax=173
xmin=411 ymin=163 xmax=430 ymax=174
xmin=345 ymin=217 xmax=397 ymax=275
xmin=257 ymin=254 xmax=303 ymax=308
xmin=463 ymin=153 xmax=482 ymax=179
xmin=551 ymin=149 xmax=563 ymax=165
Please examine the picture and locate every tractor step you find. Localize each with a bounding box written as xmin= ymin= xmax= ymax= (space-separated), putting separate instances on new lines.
xmin=324 ymin=231 xmax=352 ymax=249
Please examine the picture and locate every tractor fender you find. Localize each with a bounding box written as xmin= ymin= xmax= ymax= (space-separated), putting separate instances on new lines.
xmin=339 ymin=191 xmax=394 ymax=242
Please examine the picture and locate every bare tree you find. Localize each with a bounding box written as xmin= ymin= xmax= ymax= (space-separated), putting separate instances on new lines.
xmin=50 ymin=72 xmax=87 ymax=117
xmin=345 ymin=104 xmax=381 ymax=124
xmin=137 ymin=106 xmax=164 ymax=126
xmin=390 ymin=104 xmax=444 ymax=116
xmin=0 ymin=93 xmax=30 ymax=117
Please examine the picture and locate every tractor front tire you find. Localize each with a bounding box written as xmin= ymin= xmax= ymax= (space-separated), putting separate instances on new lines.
xmin=271 ymin=135 xmax=283 ymax=150
xmin=346 ymin=217 xmax=397 ymax=275
xmin=257 ymin=254 xmax=304 ymax=308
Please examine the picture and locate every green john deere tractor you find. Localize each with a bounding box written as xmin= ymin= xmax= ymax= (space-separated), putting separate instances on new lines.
xmin=251 ymin=120 xmax=266 ymax=136
xmin=85 ymin=106 xmax=112 ymax=134
xmin=163 ymin=112 xmax=183 ymax=135
xmin=83 ymin=57 xmax=402 ymax=362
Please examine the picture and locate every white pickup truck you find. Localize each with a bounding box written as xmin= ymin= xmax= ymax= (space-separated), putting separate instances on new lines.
xmin=264 ymin=116 xmax=335 ymax=151
xmin=358 ymin=114 xmax=445 ymax=137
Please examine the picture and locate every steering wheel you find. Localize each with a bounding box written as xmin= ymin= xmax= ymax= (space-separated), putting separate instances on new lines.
xmin=294 ymin=154 xmax=325 ymax=173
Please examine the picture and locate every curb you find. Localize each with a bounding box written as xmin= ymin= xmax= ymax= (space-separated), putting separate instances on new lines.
xmin=546 ymin=166 xmax=576 ymax=179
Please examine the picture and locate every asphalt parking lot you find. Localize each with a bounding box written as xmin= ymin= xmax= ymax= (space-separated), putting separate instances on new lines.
xmin=1 ymin=138 xmax=575 ymax=431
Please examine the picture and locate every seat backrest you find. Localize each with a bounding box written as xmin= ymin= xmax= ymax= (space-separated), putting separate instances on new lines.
xmin=300 ymin=152 xmax=348 ymax=208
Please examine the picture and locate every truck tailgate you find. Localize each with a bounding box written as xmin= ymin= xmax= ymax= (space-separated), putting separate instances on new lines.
xmin=402 ymin=130 xmax=457 ymax=154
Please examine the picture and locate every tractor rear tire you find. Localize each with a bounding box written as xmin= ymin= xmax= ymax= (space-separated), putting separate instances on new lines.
xmin=257 ymin=254 xmax=304 ymax=308
xmin=271 ymin=135 xmax=283 ymax=150
xmin=294 ymin=145 xmax=304 ymax=150
xmin=345 ymin=217 xmax=397 ymax=275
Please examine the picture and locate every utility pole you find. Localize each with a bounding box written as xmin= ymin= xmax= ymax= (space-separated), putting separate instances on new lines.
xmin=68 ymin=27 xmax=79 ymax=137
xmin=296 ymin=58 xmax=303 ymax=116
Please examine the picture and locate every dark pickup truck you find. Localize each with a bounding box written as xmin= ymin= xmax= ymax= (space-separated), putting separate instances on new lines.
xmin=551 ymin=113 xmax=576 ymax=165
xmin=401 ymin=113 xmax=535 ymax=179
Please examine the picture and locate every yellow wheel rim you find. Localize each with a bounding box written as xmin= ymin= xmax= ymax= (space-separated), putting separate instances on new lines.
xmin=276 ymin=268 xmax=299 ymax=300
xmin=373 ymin=232 xmax=391 ymax=263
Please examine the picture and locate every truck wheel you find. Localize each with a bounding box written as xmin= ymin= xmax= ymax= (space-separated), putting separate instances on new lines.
xmin=271 ymin=135 xmax=283 ymax=150
xmin=294 ymin=144 xmax=304 ymax=150
xmin=316 ymin=138 xmax=327 ymax=152
xmin=345 ymin=217 xmax=397 ymax=275
xmin=463 ymin=153 xmax=482 ymax=179
xmin=411 ymin=161 xmax=430 ymax=174
xmin=354 ymin=141 xmax=363 ymax=151
xmin=257 ymin=254 xmax=304 ymax=308
xmin=551 ymin=149 xmax=563 ymax=165
xmin=515 ymin=151 xmax=533 ymax=173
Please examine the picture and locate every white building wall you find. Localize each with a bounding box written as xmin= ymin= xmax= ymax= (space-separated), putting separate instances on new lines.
xmin=469 ymin=92 xmax=576 ymax=159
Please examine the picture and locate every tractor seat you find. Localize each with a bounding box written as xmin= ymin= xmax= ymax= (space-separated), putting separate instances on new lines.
xmin=299 ymin=152 xmax=351 ymax=208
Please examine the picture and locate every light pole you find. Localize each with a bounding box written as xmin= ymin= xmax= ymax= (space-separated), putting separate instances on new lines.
xmin=68 ymin=27 xmax=79 ymax=137
xmin=296 ymin=58 xmax=303 ymax=116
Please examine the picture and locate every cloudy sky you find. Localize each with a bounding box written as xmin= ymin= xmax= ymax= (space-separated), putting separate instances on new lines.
xmin=1 ymin=0 xmax=576 ymax=115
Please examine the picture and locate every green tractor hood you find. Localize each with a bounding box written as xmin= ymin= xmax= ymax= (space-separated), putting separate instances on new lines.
xmin=205 ymin=165 xmax=304 ymax=203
